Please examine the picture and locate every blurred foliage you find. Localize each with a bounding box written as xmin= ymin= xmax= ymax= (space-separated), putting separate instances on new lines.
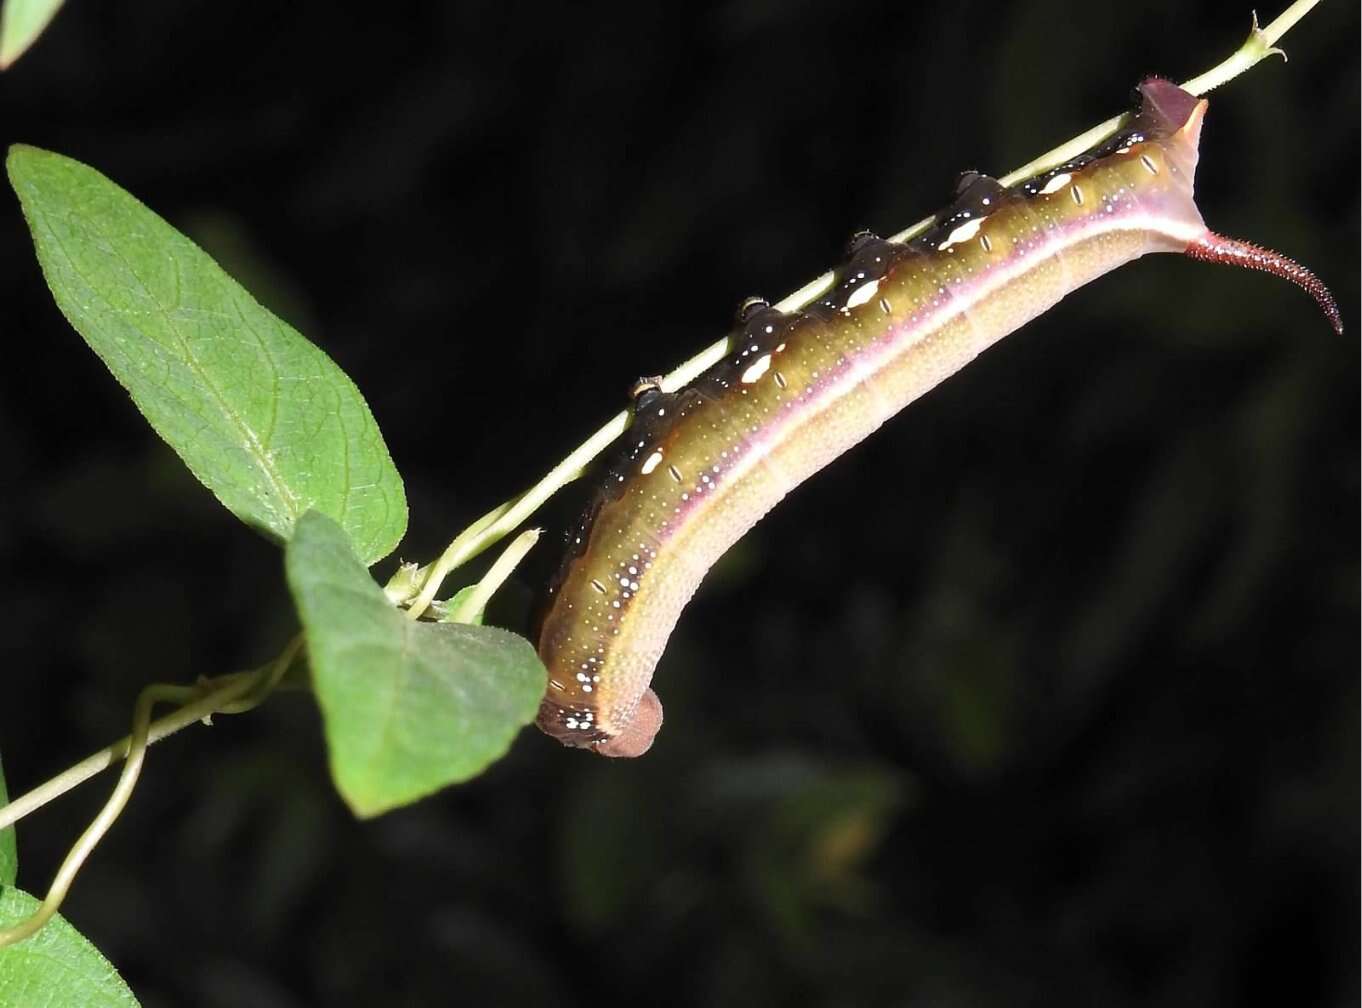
xmin=0 ymin=1 xmax=1355 ymax=1005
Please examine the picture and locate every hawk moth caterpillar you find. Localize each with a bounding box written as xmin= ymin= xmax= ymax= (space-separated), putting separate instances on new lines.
xmin=534 ymin=78 xmax=1342 ymax=757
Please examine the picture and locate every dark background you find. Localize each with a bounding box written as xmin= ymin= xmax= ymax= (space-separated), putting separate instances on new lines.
xmin=0 ymin=1 xmax=1356 ymax=1005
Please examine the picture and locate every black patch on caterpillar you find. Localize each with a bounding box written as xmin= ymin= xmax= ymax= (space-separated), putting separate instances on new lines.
xmin=1011 ymin=77 xmax=1185 ymax=201
xmin=912 ymin=172 xmax=1010 ymax=252
xmin=539 ymin=384 xmax=692 ymax=627
xmin=692 ymin=303 xmax=798 ymax=402
xmin=810 ymin=235 xmax=921 ymax=314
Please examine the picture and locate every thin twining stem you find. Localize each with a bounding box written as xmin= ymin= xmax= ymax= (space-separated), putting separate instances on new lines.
xmin=0 ymin=683 xmax=186 ymax=947
xmin=0 ymin=639 xmax=302 ymax=835
xmin=0 ymin=638 xmax=302 ymax=947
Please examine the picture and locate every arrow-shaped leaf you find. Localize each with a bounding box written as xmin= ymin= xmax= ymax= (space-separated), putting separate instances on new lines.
xmin=7 ymin=145 xmax=407 ymax=564
xmin=286 ymin=511 xmax=545 ymax=817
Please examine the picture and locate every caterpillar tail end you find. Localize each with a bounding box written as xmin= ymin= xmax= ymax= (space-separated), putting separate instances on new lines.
xmin=1185 ymin=232 xmax=1343 ymax=336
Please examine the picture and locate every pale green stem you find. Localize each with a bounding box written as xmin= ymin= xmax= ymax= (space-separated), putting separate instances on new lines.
xmin=402 ymin=3 xmax=1318 ymax=617
xmin=0 ymin=638 xmax=302 ymax=947
xmin=0 ymin=683 xmax=177 ymax=947
xmin=446 ymin=528 xmax=543 ymax=624
xmin=0 ymin=639 xmax=302 ymax=835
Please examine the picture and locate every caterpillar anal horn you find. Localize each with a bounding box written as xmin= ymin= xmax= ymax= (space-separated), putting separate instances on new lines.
xmin=1186 ymin=232 xmax=1343 ymax=335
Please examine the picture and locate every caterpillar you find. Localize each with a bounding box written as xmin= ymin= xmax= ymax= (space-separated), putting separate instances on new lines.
xmin=534 ymin=77 xmax=1342 ymax=758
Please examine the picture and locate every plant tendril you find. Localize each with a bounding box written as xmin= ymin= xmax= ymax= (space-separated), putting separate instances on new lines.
xmin=0 ymin=638 xmax=303 ymax=948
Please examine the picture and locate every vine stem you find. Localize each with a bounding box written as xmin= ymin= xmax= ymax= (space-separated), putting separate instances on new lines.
xmin=0 ymin=639 xmax=301 ymax=947
xmin=0 ymin=639 xmax=301 ymax=838
xmin=446 ymin=528 xmax=542 ymax=624
xmin=0 ymin=0 xmax=1326 ymax=946
xmin=0 ymin=683 xmax=189 ymax=947
xmin=398 ymin=0 xmax=1320 ymax=618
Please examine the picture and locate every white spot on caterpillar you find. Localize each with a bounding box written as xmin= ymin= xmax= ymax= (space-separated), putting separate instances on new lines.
xmin=1040 ymin=172 xmax=1071 ymax=195
xmin=741 ymin=354 xmax=772 ymax=384
xmin=937 ymin=217 xmax=983 ymax=251
xmin=844 ymin=277 xmax=880 ymax=309
xmin=1139 ymin=153 xmax=1158 ymax=175
xmin=641 ymin=450 xmax=664 ymax=475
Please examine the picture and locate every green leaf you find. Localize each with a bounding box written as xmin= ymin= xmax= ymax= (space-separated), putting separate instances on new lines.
xmin=0 ymin=754 xmax=15 ymax=887
xmin=0 ymin=888 xmax=139 ymax=1007
xmin=0 ymin=0 xmax=65 ymax=69
xmin=6 ymin=146 xmax=407 ymax=565
xmin=286 ymin=511 xmax=545 ymax=817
